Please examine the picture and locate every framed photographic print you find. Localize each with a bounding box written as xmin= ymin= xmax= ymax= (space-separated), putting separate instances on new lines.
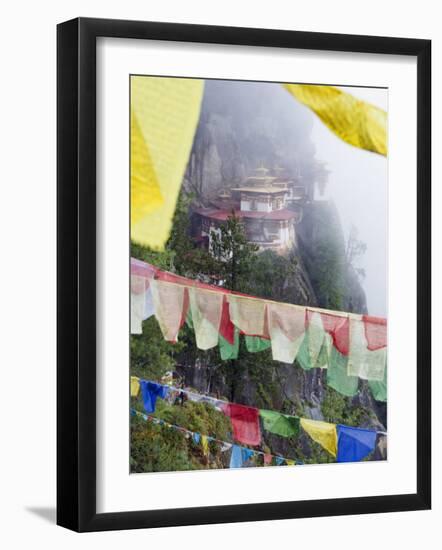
xmin=57 ymin=17 xmax=431 ymax=532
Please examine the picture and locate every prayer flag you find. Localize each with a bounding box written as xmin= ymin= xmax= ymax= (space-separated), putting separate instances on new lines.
xmin=336 ymin=425 xmax=377 ymax=462
xmin=201 ymin=435 xmax=209 ymax=456
xmin=221 ymin=403 xmax=261 ymax=446
xmin=267 ymin=303 xmax=306 ymax=363
xmin=139 ymin=380 xmax=169 ymax=414
xmin=306 ymin=311 xmax=327 ymax=367
xmin=189 ymin=287 xmax=223 ymax=350
xmin=130 ymin=376 xmax=140 ymax=397
xmin=300 ymin=418 xmax=337 ymax=457
xmin=150 ymin=279 xmax=186 ymax=342
xmin=283 ymin=84 xmax=387 ymax=156
xmin=228 ymin=295 xmax=266 ymax=336
xmin=327 ymin=346 xmax=358 ymax=397
xmin=363 ymin=315 xmax=387 ymax=351
xmin=369 ymin=364 xmax=387 ymax=402
xmin=130 ymin=275 xmax=147 ymax=335
xmin=348 ymin=317 xmax=387 ymax=381
xmin=131 ymin=76 xmax=204 ymax=249
xmin=229 ymin=445 xmax=243 ymax=468
xmin=320 ymin=312 xmax=349 ymax=356
xmin=219 ymin=296 xmax=235 ymax=345
xmin=260 ymin=409 xmax=300 ymax=438
xmin=245 ymin=335 xmax=271 ymax=353
xmin=219 ymin=329 xmax=240 ymax=360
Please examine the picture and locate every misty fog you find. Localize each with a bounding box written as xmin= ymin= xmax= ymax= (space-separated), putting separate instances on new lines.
xmin=310 ymin=86 xmax=388 ymax=317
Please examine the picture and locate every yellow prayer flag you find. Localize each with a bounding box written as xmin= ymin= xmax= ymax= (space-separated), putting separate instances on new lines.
xmin=130 ymin=376 xmax=140 ymax=397
xmin=201 ymin=435 xmax=209 ymax=456
xmin=300 ymin=418 xmax=337 ymax=457
xmin=283 ymin=84 xmax=387 ymax=156
xmin=131 ymin=76 xmax=204 ymax=250
xmin=285 ymin=459 xmax=296 ymax=466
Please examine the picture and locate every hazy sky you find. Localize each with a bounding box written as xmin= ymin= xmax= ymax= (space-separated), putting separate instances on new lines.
xmin=310 ymin=86 xmax=388 ymax=317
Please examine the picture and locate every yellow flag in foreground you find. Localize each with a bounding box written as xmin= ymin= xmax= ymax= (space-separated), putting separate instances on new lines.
xmin=283 ymin=84 xmax=387 ymax=156
xmin=300 ymin=418 xmax=337 ymax=457
xmin=131 ymin=76 xmax=204 ymax=249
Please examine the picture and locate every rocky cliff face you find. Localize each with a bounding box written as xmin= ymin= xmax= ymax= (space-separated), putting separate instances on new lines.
xmin=184 ymin=79 xmax=319 ymax=202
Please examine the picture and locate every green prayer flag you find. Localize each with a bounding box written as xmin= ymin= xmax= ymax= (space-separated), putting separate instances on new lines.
xmin=296 ymin=333 xmax=313 ymax=370
xmin=245 ymin=335 xmax=271 ymax=353
xmin=327 ymin=346 xmax=358 ymax=397
xmin=369 ymin=363 xmax=387 ymax=402
xmin=219 ymin=329 xmax=240 ymax=360
xmin=260 ymin=409 xmax=300 ymax=437
xmin=185 ymin=309 xmax=193 ymax=329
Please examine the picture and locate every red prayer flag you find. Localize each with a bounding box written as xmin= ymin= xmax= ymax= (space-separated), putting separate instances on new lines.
xmin=306 ymin=309 xmax=350 ymax=356
xmin=221 ymin=403 xmax=261 ymax=446
xmin=363 ymin=315 xmax=387 ymax=350
xmin=319 ymin=312 xmax=350 ymax=356
xmin=219 ymin=296 xmax=235 ymax=344
xmin=179 ymin=287 xmax=189 ymax=330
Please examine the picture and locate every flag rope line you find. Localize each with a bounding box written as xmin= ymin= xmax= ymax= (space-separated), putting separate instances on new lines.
xmin=132 ymin=258 xmax=385 ymax=322
xmin=133 ymin=378 xmax=388 ymax=437
xmin=131 ymin=408 xmax=301 ymax=464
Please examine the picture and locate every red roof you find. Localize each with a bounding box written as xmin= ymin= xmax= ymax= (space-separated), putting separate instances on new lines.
xmin=193 ymin=207 xmax=297 ymax=222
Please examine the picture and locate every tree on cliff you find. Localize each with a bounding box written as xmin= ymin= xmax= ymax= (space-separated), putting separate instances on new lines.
xmin=209 ymin=213 xmax=259 ymax=293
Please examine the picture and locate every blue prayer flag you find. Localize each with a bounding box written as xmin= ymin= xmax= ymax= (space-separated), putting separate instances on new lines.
xmin=241 ymin=448 xmax=255 ymax=463
xmin=336 ymin=425 xmax=377 ymax=462
xmin=229 ymin=445 xmax=243 ymax=468
xmin=139 ymin=380 xmax=169 ymax=413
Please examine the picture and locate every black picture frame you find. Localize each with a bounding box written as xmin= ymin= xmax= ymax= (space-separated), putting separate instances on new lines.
xmin=57 ymin=17 xmax=431 ymax=532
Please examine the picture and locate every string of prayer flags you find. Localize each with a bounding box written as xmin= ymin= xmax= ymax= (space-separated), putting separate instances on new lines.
xmin=150 ymin=279 xmax=187 ymax=342
xmin=188 ymin=287 xmax=224 ymax=350
xmin=259 ymin=409 xmax=300 ymax=438
xmin=300 ymin=418 xmax=338 ymax=457
xmin=130 ymin=376 xmax=140 ymax=397
xmin=220 ymin=403 xmax=261 ymax=446
xmin=336 ymin=425 xmax=377 ymax=462
xmin=130 ymin=259 xmax=388 ymax=394
xmin=348 ymin=317 xmax=387 ymax=381
xmin=139 ymin=380 xmax=169 ymax=414
xmin=132 ymin=380 xmax=383 ymax=461
xmin=283 ymin=84 xmax=387 ymax=156
xmin=132 ymin=409 xmax=296 ymax=466
xmin=267 ymin=302 xmax=306 ymax=363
